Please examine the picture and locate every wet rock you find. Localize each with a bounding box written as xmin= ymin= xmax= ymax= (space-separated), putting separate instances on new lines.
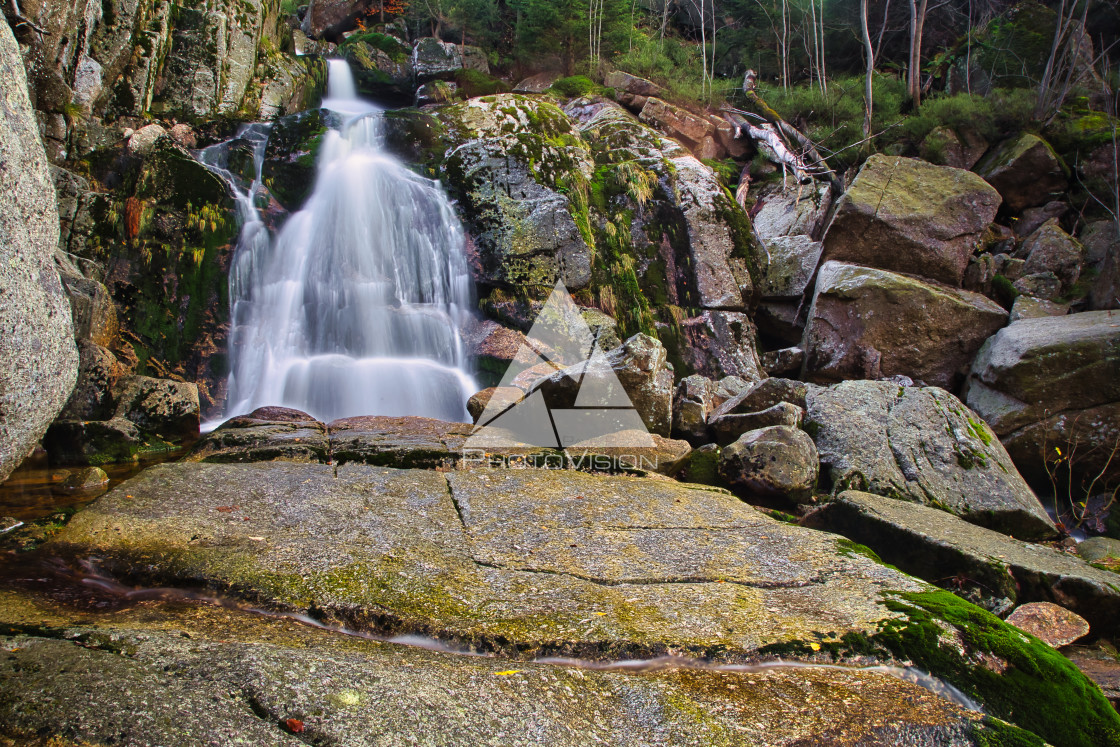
xmin=674 ymin=311 xmax=765 ymax=381
xmin=805 ymin=380 xmax=1054 ymax=539
xmin=467 ymin=387 xmax=522 ymax=424
xmin=257 ymin=53 xmax=329 ymax=119
xmin=57 ymin=465 xmax=110 ymax=494
xmin=749 ymin=180 xmax=832 ymax=241
xmin=803 ymin=490 xmax=1117 ymax=632
xmin=1065 ymin=644 xmax=1120 ymax=711
xmin=167 ymin=123 xmax=197 ymax=149
xmin=463 ymin=320 xmax=527 ymax=387
xmin=112 ymin=376 xmax=200 ymax=444
xmin=45 ymin=461 xmax=1120 ymax=742
xmin=1021 ymin=219 xmax=1085 ymax=292
xmin=761 ymin=346 xmax=804 ymax=376
xmin=976 ymin=133 xmax=1069 ymax=213
xmin=718 ymin=425 xmax=818 ymax=502
xmin=710 ymin=402 xmax=804 ymax=446
xmin=1008 ymin=296 xmax=1068 ymax=322
xmin=964 ymin=312 xmax=1120 ymax=489
xmin=801 ymin=262 xmax=1008 ymax=389
xmin=757 ymin=235 xmax=823 ymax=299
xmin=187 ymin=408 xmax=330 ymax=463
xmin=328 ymin=415 xmax=474 ymax=468
xmin=0 ymin=22 xmax=79 ymax=482
xmin=1005 ymin=602 xmax=1090 ymax=648
xmin=340 ymin=35 xmax=413 ymax=99
xmin=820 ymin=155 xmax=1001 ymax=286
xmin=262 ymin=108 xmax=342 ymax=211
xmin=43 ymin=417 xmax=142 ymax=466
xmin=0 ymin=601 xmax=1020 ymax=747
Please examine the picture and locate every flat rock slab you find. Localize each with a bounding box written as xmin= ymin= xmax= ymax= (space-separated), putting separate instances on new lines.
xmin=804 ymin=490 xmax=1120 ymax=634
xmin=41 ymin=464 xmax=1120 ymax=744
xmin=50 ymin=462 xmax=922 ymax=660
xmin=0 ymin=595 xmax=1006 ymax=747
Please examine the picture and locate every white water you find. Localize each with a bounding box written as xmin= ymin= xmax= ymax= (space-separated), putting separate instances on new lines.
xmin=200 ymin=60 xmax=476 ymax=425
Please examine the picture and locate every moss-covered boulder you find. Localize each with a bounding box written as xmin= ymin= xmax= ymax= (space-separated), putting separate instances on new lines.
xmin=976 ymin=133 xmax=1070 ymax=214
xmin=805 ymin=490 xmax=1118 ymax=631
xmin=820 ymin=155 xmax=1001 ymax=287
xmin=805 ymin=380 xmax=1055 ymax=539
xmin=1021 ymin=218 xmax=1086 ymax=293
xmin=964 ymin=311 xmax=1120 ymax=490
xmin=801 ymin=262 xmax=1009 ymax=389
xmin=45 ymin=461 xmax=1120 ymax=745
xmin=339 ymin=32 xmax=413 ymax=101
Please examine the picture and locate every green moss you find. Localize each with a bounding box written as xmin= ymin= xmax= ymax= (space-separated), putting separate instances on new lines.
xmin=991 ymin=274 xmax=1020 ymax=310
xmin=973 ymin=719 xmax=1048 ymax=747
xmin=338 ymin=31 xmax=409 ymax=63
xmin=967 ymin=417 xmax=994 ymax=446
xmin=453 ymin=69 xmax=511 ymax=98
xmin=878 ymin=590 xmax=1120 ymax=747
xmin=835 ymin=539 xmax=882 ymax=564
xmin=548 ymin=75 xmax=600 ymax=98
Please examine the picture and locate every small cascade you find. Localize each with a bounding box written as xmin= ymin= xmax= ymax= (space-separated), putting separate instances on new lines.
xmin=202 ymin=60 xmax=476 ymax=425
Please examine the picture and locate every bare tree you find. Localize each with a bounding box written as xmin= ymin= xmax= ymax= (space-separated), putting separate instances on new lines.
xmin=861 ymin=0 xmax=874 ymax=143
xmin=1035 ymin=0 xmax=1092 ymax=122
xmin=908 ymin=0 xmax=929 ymax=105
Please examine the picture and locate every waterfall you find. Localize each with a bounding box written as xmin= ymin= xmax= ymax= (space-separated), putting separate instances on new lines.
xmin=200 ymin=60 xmax=477 ymax=425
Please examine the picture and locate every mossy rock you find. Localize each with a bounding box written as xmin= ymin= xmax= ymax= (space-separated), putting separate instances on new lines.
xmin=261 ymin=108 xmax=341 ymax=211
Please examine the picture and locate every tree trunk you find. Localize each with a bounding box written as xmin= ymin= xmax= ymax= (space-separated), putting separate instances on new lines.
xmin=908 ymin=0 xmax=929 ymax=106
xmin=861 ymin=0 xmax=874 ymax=143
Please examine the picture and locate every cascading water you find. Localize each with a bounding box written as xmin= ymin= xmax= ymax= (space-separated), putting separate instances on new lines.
xmin=200 ymin=60 xmax=477 ymax=425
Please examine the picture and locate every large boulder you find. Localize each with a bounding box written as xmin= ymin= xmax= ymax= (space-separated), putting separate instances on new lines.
xmin=340 ymin=33 xmax=414 ymax=100
xmin=718 ymin=425 xmax=819 ymax=502
xmin=749 ymin=180 xmax=833 ymax=241
xmin=670 ymin=311 xmax=765 ymax=381
xmin=44 ymin=461 xmax=1120 ymax=744
xmin=0 ymin=22 xmax=79 ymax=482
xmin=756 ymin=235 xmax=824 ymax=300
xmin=964 ymin=312 xmax=1120 ymax=489
xmin=302 ymin=0 xmax=377 ymax=39
xmin=820 ymin=155 xmax=1001 ymax=286
xmin=805 ymin=380 xmax=1055 ymax=539
xmin=801 ymin=262 xmax=1009 ymax=389
xmin=805 ymin=490 xmax=1119 ymax=632
xmin=639 ymin=97 xmax=719 ymax=156
xmin=975 ymin=133 xmax=1069 ymax=213
xmin=412 ymin=38 xmax=464 ymax=82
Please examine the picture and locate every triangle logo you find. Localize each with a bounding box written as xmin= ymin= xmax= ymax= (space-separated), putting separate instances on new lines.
xmin=465 ymin=280 xmax=655 ymax=451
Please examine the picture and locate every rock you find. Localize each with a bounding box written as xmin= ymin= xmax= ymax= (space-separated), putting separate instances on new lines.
xmin=801 ymin=262 xmax=1009 ymax=389
xmin=1079 ymin=536 xmax=1120 ymax=566
xmin=42 ymin=417 xmax=142 ymax=466
xmin=302 ymin=0 xmax=376 ymax=38
xmin=57 ymin=465 xmax=110 ymax=494
xmin=803 ymin=490 xmax=1118 ymax=633
xmin=513 ymin=71 xmax=562 ymax=93
xmin=415 ymin=81 xmax=458 ymax=106
xmin=1065 ymin=644 xmax=1120 ymax=711
xmin=438 ymin=95 xmax=594 ymax=290
xmin=755 ymin=301 xmax=804 ymax=345
xmin=1005 ymin=602 xmax=1090 ymax=648
xmin=1083 ymin=220 xmax=1120 ymax=311
xmin=167 ymin=123 xmax=197 ymax=149
xmin=467 ymin=387 xmax=522 ymax=423
xmin=0 ymin=22 xmax=79 ymax=483
xmin=820 ymin=155 xmax=1001 ymax=286
xmin=805 ymin=380 xmax=1055 ymax=539
xmin=710 ymin=402 xmax=804 ymax=446
xmin=718 ymin=426 xmax=818 ymax=502
xmin=672 ymin=375 xmax=718 ymax=443
xmin=1081 ymin=220 xmax=1119 ymax=268
xmin=463 ymin=320 xmax=528 ymax=387
xmin=964 ymin=312 xmax=1120 ymax=488
xmin=669 ymin=154 xmax=760 ymax=309
xmin=1016 ymin=201 xmax=1068 ymax=237
xmin=58 ymin=340 xmax=120 ymax=421
xmin=328 ymin=415 xmax=474 ymax=468
xmin=262 ymin=108 xmax=342 ymax=211
xmin=257 ymin=53 xmax=329 ymax=119
xmin=604 ymin=70 xmax=662 ymax=111
xmin=539 ymin=333 xmax=674 ymax=436
xmin=1012 ymin=271 xmax=1062 ymax=300
xmin=341 ymin=37 xmax=413 ymax=100
xmin=1008 ymin=296 xmax=1068 ymax=322
xmin=761 ymin=346 xmax=804 ymax=376
xmin=460 ymin=45 xmax=489 ymax=74
xmin=0 ymin=598 xmax=1029 ymax=747
xmin=125 ymin=123 xmax=168 ymax=156
xmin=919 ymin=126 xmax=988 ymax=170
xmin=749 ymin=180 xmax=832 ymax=241
xmin=187 ymin=408 xmax=330 ymax=463
xmin=713 ymin=377 xmax=810 ymax=416
xmin=412 ymin=37 xmax=463 ymax=81
xmin=757 ymin=235 xmax=823 ymax=299
xmin=976 ymin=133 xmax=1069 ymax=213
xmin=55 ymin=258 xmax=118 ymax=347
xmin=639 ymin=97 xmax=715 ymax=147
xmin=673 ymin=311 xmax=766 ymax=381
xmin=111 ymin=375 xmax=200 ymax=444
xmin=1021 ymin=219 xmax=1085 ymax=291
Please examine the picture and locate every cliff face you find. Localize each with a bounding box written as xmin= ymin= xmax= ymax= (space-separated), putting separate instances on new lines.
xmin=0 ymin=20 xmax=78 ymax=482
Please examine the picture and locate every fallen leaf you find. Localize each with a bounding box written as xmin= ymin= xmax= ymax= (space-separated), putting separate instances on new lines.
xmin=216 ymin=506 xmax=236 ymax=513
xmin=809 ymin=642 xmax=821 ymax=651
xmin=284 ymin=718 xmax=304 ymax=733
xmin=493 ymin=670 xmax=521 ymax=676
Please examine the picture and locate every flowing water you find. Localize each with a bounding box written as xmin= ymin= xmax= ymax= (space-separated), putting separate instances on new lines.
xmin=199 ymin=60 xmax=476 ymax=426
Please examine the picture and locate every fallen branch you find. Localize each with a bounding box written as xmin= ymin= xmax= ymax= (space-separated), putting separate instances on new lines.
xmin=6 ymin=0 xmax=50 ymax=34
